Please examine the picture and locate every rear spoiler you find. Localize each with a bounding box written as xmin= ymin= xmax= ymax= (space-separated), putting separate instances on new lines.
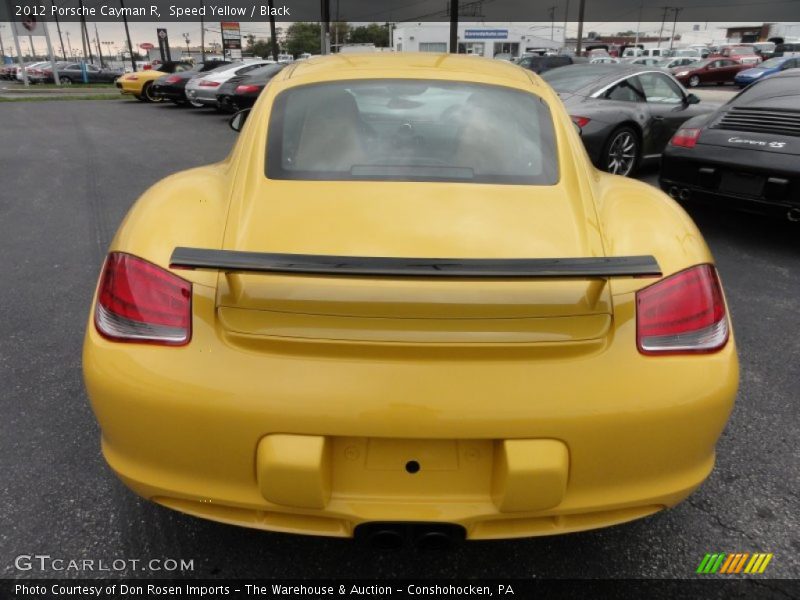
xmin=170 ymin=247 xmax=661 ymax=279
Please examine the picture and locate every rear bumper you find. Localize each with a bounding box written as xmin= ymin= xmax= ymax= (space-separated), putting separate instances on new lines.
xmin=185 ymin=86 xmax=219 ymax=106
xmin=83 ymin=286 xmax=738 ymax=539
xmin=151 ymin=85 xmax=186 ymax=101
xmin=660 ymin=145 xmax=800 ymax=217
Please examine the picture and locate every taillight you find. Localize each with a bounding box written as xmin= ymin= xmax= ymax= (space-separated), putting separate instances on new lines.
xmin=198 ymin=79 xmax=220 ymax=87
xmin=235 ymin=84 xmax=261 ymax=94
xmin=95 ymin=253 xmax=192 ymax=345
xmin=636 ymin=264 xmax=728 ymax=355
xmin=670 ymin=127 xmax=701 ymax=148
xmin=571 ymin=115 xmax=591 ymax=128
xmin=164 ymin=75 xmax=181 ymax=83
xmin=125 ymin=75 xmax=138 ymax=80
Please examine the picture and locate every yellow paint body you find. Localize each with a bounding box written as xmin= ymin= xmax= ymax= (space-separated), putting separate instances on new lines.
xmin=115 ymin=69 xmax=165 ymax=96
xmin=84 ymin=54 xmax=738 ymax=539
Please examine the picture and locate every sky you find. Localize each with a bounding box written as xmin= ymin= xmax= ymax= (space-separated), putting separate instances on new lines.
xmin=0 ymin=20 xmax=779 ymax=58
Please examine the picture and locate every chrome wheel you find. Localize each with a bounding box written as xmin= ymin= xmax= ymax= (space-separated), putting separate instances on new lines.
xmin=60 ymin=77 xmax=72 ymax=86
xmin=689 ymin=75 xmax=700 ymax=88
xmin=143 ymin=82 xmax=163 ymax=103
xmin=605 ymin=129 xmax=639 ymax=177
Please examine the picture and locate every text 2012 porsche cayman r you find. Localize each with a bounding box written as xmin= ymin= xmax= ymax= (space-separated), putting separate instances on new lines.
xmin=83 ymin=54 xmax=738 ymax=542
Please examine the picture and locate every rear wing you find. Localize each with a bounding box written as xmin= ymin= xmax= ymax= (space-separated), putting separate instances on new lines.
xmin=170 ymin=247 xmax=661 ymax=279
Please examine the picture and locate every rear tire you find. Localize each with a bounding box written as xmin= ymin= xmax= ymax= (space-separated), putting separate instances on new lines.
xmin=602 ymin=126 xmax=641 ymax=177
xmin=60 ymin=77 xmax=72 ymax=86
xmin=142 ymin=82 xmax=162 ymax=103
xmin=188 ymin=98 xmax=204 ymax=108
xmin=688 ymin=75 xmax=700 ymax=87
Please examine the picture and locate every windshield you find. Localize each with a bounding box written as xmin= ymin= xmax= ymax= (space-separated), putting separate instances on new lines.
xmin=541 ymin=65 xmax=613 ymax=91
xmin=758 ymin=57 xmax=786 ymax=68
xmin=266 ymin=80 xmax=558 ymax=185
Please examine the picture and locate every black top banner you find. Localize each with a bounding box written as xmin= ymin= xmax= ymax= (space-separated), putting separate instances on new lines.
xmin=3 ymin=0 xmax=800 ymax=23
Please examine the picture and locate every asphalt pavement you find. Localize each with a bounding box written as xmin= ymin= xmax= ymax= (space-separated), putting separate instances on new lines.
xmin=0 ymin=99 xmax=798 ymax=582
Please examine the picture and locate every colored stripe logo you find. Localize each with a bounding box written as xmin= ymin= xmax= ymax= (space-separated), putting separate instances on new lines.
xmin=696 ymin=553 xmax=773 ymax=574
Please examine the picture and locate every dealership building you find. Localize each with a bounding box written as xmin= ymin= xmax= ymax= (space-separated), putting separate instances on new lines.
xmin=392 ymin=23 xmax=562 ymax=58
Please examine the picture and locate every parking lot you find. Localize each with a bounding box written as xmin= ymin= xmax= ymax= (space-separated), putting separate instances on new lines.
xmin=1 ymin=97 xmax=798 ymax=580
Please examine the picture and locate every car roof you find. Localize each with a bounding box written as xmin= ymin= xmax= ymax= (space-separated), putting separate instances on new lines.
xmin=281 ymin=53 xmax=534 ymax=86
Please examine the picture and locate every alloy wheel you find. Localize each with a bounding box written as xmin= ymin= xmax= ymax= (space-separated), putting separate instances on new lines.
xmin=606 ymin=130 xmax=639 ymax=177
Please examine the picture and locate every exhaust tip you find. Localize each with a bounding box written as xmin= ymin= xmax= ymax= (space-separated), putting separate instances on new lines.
xmin=415 ymin=531 xmax=455 ymax=551
xmin=367 ymin=528 xmax=405 ymax=551
xmin=354 ymin=522 xmax=467 ymax=550
xmin=679 ymin=188 xmax=691 ymax=201
xmin=787 ymin=208 xmax=800 ymax=223
xmin=669 ymin=186 xmax=679 ymax=198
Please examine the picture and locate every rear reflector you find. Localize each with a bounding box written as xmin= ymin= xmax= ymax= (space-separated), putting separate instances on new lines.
xmin=95 ymin=253 xmax=191 ymax=345
xmin=636 ymin=264 xmax=728 ymax=354
xmin=570 ymin=115 xmax=591 ymax=128
xmin=670 ymin=127 xmax=702 ymax=148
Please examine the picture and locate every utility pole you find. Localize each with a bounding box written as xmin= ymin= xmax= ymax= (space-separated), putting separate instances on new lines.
xmin=43 ymin=20 xmax=60 ymax=84
xmin=0 ymin=25 xmax=6 ymax=60
xmin=657 ymin=6 xmax=670 ymax=48
xmin=449 ymin=0 xmax=459 ymax=53
xmin=268 ymin=0 xmax=278 ymax=60
xmin=48 ymin=0 xmax=67 ymax=60
xmin=182 ymin=32 xmax=190 ymax=58
xmin=94 ymin=22 xmax=104 ymax=67
xmin=575 ymin=0 xmax=586 ymax=56
xmin=65 ymin=31 xmax=73 ymax=57
xmin=562 ymin=0 xmax=570 ymax=49
xmin=549 ymin=6 xmax=556 ymax=41
xmin=634 ymin=0 xmax=643 ymax=51
xmin=320 ymin=0 xmax=330 ymax=54
xmin=199 ymin=0 xmax=206 ymax=61
xmin=119 ymin=0 xmax=136 ymax=71
xmin=669 ymin=8 xmax=682 ymax=51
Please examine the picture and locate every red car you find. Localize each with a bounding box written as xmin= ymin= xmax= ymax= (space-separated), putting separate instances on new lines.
xmin=671 ymin=58 xmax=751 ymax=87
xmin=713 ymin=45 xmax=762 ymax=66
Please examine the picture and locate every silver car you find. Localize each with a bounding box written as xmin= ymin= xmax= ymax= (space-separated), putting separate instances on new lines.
xmin=185 ymin=60 xmax=275 ymax=108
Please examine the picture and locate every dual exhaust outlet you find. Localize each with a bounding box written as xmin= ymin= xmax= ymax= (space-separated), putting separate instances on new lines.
xmin=668 ymin=185 xmax=800 ymax=223
xmin=354 ymin=523 xmax=467 ymax=550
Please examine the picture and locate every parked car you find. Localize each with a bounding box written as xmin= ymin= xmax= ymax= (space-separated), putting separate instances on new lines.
xmin=671 ymin=48 xmax=702 ymax=59
xmin=83 ymin=53 xmax=737 ymax=542
xmin=116 ymin=61 xmax=195 ymax=102
xmin=772 ymin=42 xmax=800 ymax=58
xmin=752 ymin=41 xmax=776 ymax=58
xmin=658 ymin=57 xmax=700 ymax=70
xmin=541 ymin=64 xmax=711 ymax=176
xmin=43 ymin=62 xmax=122 ymax=84
xmin=672 ymin=58 xmax=751 ymax=87
xmin=215 ymin=63 xmax=286 ymax=112
xmin=516 ymin=55 xmax=573 ymax=73
xmin=150 ymin=61 xmax=232 ymax=104
xmin=623 ymin=57 xmax=662 ymax=67
xmin=734 ymin=56 xmax=800 ymax=87
xmin=712 ymin=45 xmax=761 ymax=66
xmin=17 ymin=61 xmax=50 ymax=83
xmin=590 ymin=56 xmax=620 ymax=64
xmin=184 ymin=60 xmax=275 ymax=108
xmin=660 ymin=69 xmax=800 ymax=220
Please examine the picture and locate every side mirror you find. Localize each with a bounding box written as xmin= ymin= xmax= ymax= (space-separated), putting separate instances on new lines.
xmin=685 ymin=93 xmax=700 ymax=105
xmin=229 ymin=108 xmax=251 ymax=132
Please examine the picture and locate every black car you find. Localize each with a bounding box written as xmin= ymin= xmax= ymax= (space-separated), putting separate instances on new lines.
xmin=541 ymin=64 xmax=712 ymax=176
xmin=215 ymin=63 xmax=286 ymax=112
xmin=660 ymin=69 xmax=800 ymax=221
xmin=151 ymin=60 xmax=231 ymax=104
xmin=516 ymin=55 xmax=575 ymax=74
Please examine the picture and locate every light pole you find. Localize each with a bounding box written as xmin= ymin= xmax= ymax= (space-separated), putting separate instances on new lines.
xmin=182 ymin=32 xmax=191 ymax=59
xmin=65 ymin=31 xmax=73 ymax=58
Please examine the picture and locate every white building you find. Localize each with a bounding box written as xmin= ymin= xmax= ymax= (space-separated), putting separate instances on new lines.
xmin=392 ymin=23 xmax=562 ymax=58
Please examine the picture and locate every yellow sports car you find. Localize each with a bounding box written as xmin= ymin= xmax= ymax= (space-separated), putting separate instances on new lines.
xmin=115 ymin=61 xmax=194 ymax=102
xmin=84 ymin=54 xmax=738 ymax=546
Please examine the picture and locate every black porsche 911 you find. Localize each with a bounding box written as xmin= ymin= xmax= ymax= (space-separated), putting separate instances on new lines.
xmin=151 ymin=60 xmax=231 ymax=105
xmin=215 ymin=63 xmax=286 ymax=112
xmin=660 ymin=69 xmax=800 ymax=221
xmin=541 ymin=64 xmax=714 ymax=176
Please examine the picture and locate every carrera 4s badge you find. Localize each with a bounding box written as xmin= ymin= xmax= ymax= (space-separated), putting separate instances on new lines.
xmin=728 ymin=136 xmax=787 ymax=148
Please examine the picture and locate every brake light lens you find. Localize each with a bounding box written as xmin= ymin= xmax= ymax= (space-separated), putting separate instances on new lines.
xmin=235 ymin=84 xmax=261 ymax=94
xmin=125 ymin=75 xmax=138 ymax=80
xmin=198 ymin=79 xmax=220 ymax=87
xmin=571 ymin=115 xmax=591 ymax=128
xmin=670 ymin=127 xmax=702 ymax=148
xmin=95 ymin=253 xmax=192 ymax=345
xmin=636 ymin=264 xmax=728 ymax=355
xmin=164 ymin=75 xmax=182 ymax=83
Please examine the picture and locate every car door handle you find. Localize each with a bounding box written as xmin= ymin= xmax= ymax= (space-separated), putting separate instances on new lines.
xmin=653 ymin=115 xmax=665 ymax=121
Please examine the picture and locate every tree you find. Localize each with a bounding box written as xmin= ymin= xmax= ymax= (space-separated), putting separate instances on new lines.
xmin=285 ymin=22 xmax=321 ymax=57
xmin=348 ymin=23 xmax=390 ymax=47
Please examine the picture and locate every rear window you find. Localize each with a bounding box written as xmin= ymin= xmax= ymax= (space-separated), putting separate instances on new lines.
xmin=266 ymin=80 xmax=558 ymax=185
xmin=729 ymin=73 xmax=800 ymax=106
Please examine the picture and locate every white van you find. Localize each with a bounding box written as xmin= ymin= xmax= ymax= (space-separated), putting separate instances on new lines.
xmin=641 ymin=48 xmax=670 ymax=58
